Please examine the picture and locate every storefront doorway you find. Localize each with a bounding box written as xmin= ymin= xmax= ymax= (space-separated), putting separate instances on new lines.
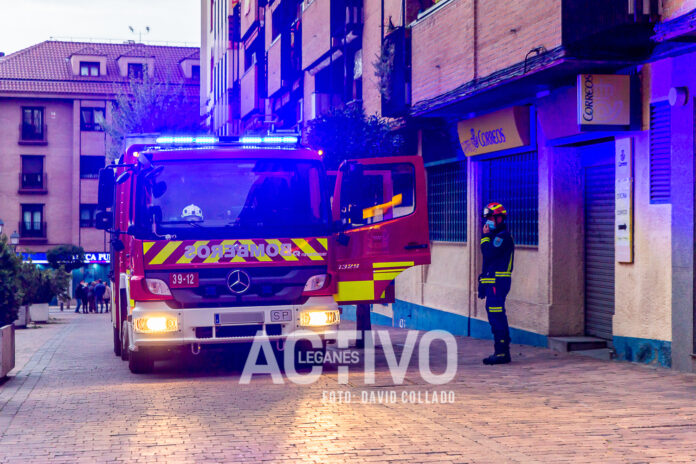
xmin=581 ymin=140 xmax=616 ymax=340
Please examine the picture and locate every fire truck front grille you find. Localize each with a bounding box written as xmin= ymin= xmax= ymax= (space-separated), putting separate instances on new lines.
xmin=194 ymin=324 xmax=284 ymax=339
xmin=147 ymin=266 xmax=326 ymax=308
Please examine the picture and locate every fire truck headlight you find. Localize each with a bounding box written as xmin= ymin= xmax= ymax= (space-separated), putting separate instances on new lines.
xmin=134 ymin=316 xmax=178 ymax=333
xmin=145 ymin=278 xmax=172 ymax=297
xmin=303 ymin=274 xmax=328 ymax=292
xmin=300 ymin=310 xmax=340 ymax=327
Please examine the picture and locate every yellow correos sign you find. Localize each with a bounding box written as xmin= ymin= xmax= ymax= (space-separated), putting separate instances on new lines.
xmin=457 ymin=106 xmax=531 ymax=157
xmin=577 ymin=74 xmax=630 ymax=126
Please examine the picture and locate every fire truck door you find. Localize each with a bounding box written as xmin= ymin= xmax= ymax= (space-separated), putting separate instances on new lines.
xmin=331 ymin=156 xmax=430 ymax=304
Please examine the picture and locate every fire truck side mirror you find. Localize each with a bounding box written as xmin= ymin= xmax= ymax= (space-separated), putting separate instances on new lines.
xmin=97 ymin=169 xmax=115 ymax=210
xmin=111 ymin=238 xmax=125 ymax=252
xmin=95 ymin=211 xmax=113 ymax=231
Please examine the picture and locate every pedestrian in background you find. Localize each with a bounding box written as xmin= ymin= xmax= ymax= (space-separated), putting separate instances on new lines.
xmin=102 ymin=283 xmax=111 ymax=313
xmin=81 ymin=281 xmax=89 ymax=313
xmin=95 ymin=280 xmax=106 ymax=313
xmin=74 ymin=280 xmax=85 ymax=313
xmin=87 ymin=281 xmax=96 ymax=313
xmin=478 ymin=202 xmax=515 ymax=365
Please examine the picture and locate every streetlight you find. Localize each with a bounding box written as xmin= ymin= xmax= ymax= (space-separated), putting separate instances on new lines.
xmin=10 ymin=230 xmax=19 ymax=252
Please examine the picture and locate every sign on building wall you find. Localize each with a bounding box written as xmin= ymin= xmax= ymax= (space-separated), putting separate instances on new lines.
xmin=615 ymin=137 xmax=633 ymax=263
xmin=577 ymin=74 xmax=630 ymax=126
xmin=457 ymin=106 xmax=531 ymax=156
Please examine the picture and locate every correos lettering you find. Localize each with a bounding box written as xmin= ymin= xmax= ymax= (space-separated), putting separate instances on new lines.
xmin=476 ymin=128 xmax=506 ymax=147
xmin=583 ymin=75 xmax=594 ymax=122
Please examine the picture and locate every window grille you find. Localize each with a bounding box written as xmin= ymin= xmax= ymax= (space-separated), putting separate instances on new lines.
xmin=427 ymin=160 xmax=467 ymax=242
xmin=649 ymin=102 xmax=671 ymax=204
xmin=481 ymin=152 xmax=538 ymax=245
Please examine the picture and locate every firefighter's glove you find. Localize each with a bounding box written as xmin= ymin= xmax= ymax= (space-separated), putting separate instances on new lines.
xmin=477 ymin=275 xmax=486 ymax=300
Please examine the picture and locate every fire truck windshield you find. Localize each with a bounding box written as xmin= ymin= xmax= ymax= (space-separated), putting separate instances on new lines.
xmin=134 ymin=158 xmax=330 ymax=239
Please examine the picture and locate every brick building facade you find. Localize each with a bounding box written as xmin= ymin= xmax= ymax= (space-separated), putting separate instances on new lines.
xmin=201 ymin=0 xmax=696 ymax=372
xmin=0 ymin=41 xmax=199 ymax=281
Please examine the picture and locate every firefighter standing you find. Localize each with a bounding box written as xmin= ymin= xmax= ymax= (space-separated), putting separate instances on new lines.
xmin=478 ymin=202 xmax=514 ymax=365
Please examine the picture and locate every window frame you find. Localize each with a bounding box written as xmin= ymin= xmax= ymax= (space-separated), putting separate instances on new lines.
xmin=80 ymin=204 xmax=98 ymax=228
xmin=20 ymin=203 xmax=44 ymax=237
xmin=80 ymin=107 xmax=106 ymax=131
xmin=480 ymin=151 xmax=539 ymax=246
xmin=20 ymin=155 xmax=45 ymax=190
xmin=21 ymin=107 xmax=45 ymax=141
xmin=127 ymin=63 xmax=145 ymax=80
xmin=80 ymin=155 xmax=106 ymax=179
xmin=80 ymin=61 xmax=100 ymax=77
xmin=426 ymin=159 xmax=467 ymax=243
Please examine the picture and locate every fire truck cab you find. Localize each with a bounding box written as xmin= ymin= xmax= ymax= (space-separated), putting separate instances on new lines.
xmin=96 ymin=135 xmax=430 ymax=373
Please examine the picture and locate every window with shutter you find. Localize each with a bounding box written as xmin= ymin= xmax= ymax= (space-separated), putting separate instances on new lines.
xmin=649 ymin=102 xmax=671 ymax=204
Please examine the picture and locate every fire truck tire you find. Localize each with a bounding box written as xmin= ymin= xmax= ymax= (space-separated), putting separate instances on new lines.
xmin=129 ymin=349 xmax=154 ymax=374
xmin=113 ymin=326 xmax=121 ymax=357
xmin=120 ymin=322 xmax=129 ymax=361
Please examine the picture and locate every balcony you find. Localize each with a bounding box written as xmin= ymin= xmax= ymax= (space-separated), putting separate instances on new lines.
xmin=240 ymin=0 xmax=259 ymax=40
xmin=301 ymin=0 xmax=362 ymax=69
xmin=19 ymin=221 xmax=47 ymax=243
xmin=410 ymin=0 xmax=657 ymax=111
xmin=19 ymin=123 xmax=47 ymax=145
xmin=18 ymin=173 xmax=47 ymax=194
xmin=240 ymin=64 xmax=263 ymax=118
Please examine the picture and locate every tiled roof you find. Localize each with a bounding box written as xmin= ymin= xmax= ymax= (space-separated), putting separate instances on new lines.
xmin=118 ymin=46 xmax=155 ymax=58
xmin=72 ymin=45 xmax=107 ymax=56
xmin=0 ymin=40 xmax=200 ymax=96
xmin=180 ymin=50 xmax=200 ymax=61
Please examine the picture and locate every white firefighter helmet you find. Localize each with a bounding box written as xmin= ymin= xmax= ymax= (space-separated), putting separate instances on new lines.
xmin=181 ymin=204 xmax=203 ymax=221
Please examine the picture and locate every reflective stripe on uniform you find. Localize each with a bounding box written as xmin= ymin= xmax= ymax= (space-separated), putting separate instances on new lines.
xmin=488 ymin=307 xmax=503 ymax=313
xmin=495 ymin=272 xmax=511 ymax=277
xmin=481 ymin=237 xmax=491 ymax=244
xmin=480 ymin=278 xmax=495 ymax=283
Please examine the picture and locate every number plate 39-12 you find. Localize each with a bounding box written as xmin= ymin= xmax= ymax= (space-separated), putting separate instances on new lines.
xmin=169 ymin=272 xmax=199 ymax=288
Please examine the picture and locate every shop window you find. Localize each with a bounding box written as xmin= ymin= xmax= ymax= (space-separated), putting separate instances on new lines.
xmin=481 ymin=152 xmax=538 ymax=246
xmin=80 ymin=108 xmax=105 ymax=131
xmin=80 ymin=61 xmax=100 ymax=77
xmin=649 ymin=102 xmax=671 ymax=204
xmin=80 ymin=204 xmax=97 ymax=228
xmin=80 ymin=156 xmax=105 ymax=179
xmin=427 ymin=160 xmax=467 ymax=242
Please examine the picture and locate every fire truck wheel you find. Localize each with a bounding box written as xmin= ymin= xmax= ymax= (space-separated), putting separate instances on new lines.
xmin=120 ymin=322 xmax=129 ymax=361
xmin=113 ymin=326 xmax=121 ymax=357
xmin=129 ymin=349 xmax=154 ymax=374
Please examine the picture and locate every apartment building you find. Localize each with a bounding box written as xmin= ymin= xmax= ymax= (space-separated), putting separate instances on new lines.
xmin=202 ymin=0 xmax=696 ymax=372
xmin=0 ymin=41 xmax=199 ymax=281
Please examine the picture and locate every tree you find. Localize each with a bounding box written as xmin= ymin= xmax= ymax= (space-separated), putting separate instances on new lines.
xmin=305 ymin=106 xmax=404 ymax=170
xmin=47 ymin=244 xmax=85 ymax=272
xmin=103 ymin=72 xmax=204 ymax=161
xmin=0 ymin=235 xmax=22 ymax=325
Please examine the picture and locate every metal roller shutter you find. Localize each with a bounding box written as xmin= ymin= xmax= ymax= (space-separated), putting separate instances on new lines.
xmin=584 ymin=164 xmax=615 ymax=340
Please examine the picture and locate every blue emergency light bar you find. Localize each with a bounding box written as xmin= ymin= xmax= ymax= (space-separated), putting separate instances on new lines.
xmin=156 ymin=136 xmax=218 ymax=144
xmin=241 ymin=136 xmax=298 ymax=144
xmin=154 ymin=135 xmax=299 ymax=145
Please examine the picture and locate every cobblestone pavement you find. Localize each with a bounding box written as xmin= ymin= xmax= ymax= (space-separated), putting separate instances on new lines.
xmin=1 ymin=312 xmax=696 ymax=463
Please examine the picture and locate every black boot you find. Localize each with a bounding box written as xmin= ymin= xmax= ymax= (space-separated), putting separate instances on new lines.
xmin=482 ymin=353 xmax=511 ymax=365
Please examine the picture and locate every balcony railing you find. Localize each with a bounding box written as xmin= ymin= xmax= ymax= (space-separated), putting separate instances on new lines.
xmin=18 ymin=172 xmax=47 ymax=194
xmin=19 ymin=221 xmax=47 ymax=240
xmin=19 ymin=123 xmax=47 ymax=145
xmin=240 ymin=64 xmax=262 ymax=118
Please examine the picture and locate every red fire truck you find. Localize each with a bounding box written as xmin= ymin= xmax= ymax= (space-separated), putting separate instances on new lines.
xmin=96 ymin=135 xmax=430 ymax=373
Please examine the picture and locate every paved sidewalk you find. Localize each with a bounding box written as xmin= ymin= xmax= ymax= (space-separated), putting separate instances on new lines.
xmin=0 ymin=312 xmax=695 ymax=463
